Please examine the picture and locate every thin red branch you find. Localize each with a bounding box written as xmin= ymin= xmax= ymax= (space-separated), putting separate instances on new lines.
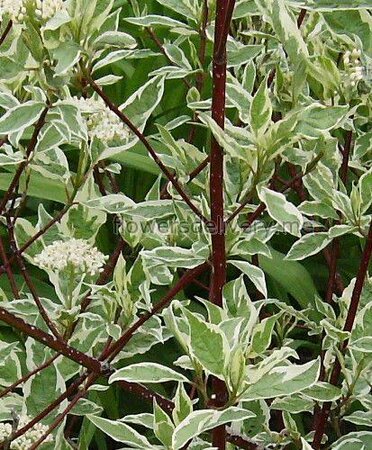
xmin=102 ymin=262 xmax=210 ymax=362
xmin=7 ymin=374 xmax=88 ymax=445
xmin=146 ymin=28 xmax=192 ymax=89
xmin=0 ymin=308 xmax=106 ymax=373
xmin=0 ymin=236 xmax=19 ymax=298
xmin=0 ymin=20 xmax=12 ymax=47
xmin=312 ymin=221 xmax=372 ymax=449
xmin=228 ymin=168 xmax=306 ymax=226
xmin=88 ymin=78 xmax=208 ymax=225
xmin=27 ymin=374 xmax=94 ymax=450
xmin=297 ymin=9 xmax=307 ymax=28
xmin=6 ymin=215 xmax=63 ymax=340
xmin=340 ymin=130 xmax=353 ymax=185
xmin=0 ymin=355 xmax=58 ymax=400
xmin=0 ymin=107 xmax=49 ymax=216
xmin=196 ymin=0 xmax=209 ymax=93
xmin=287 ymin=163 xmax=306 ymax=202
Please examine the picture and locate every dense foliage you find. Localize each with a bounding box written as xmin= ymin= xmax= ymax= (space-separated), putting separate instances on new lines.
xmin=0 ymin=1 xmax=371 ymax=449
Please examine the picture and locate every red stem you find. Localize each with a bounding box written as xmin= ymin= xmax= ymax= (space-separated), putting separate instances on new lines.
xmin=340 ymin=130 xmax=353 ymax=185
xmin=209 ymin=2 xmax=236 ymax=449
xmin=0 ymin=355 xmax=58 ymax=400
xmin=312 ymin=221 xmax=372 ymax=449
xmin=0 ymin=307 xmax=106 ymax=373
xmin=103 ymin=262 xmax=209 ymax=362
xmin=0 ymin=236 xmax=19 ymax=298
xmin=0 ymin=20 xmax=12 ymax=47
xmin=297 ymin=9 xmax=307 ymax=28
xmin=0 ymin=107 xmax=49 ymax=216
xmin=7 ymin=374 xmax=88 ymax=445
xmin=6 ymin=215 xmax=62 ymax=340
xmin=88 ymin=78 xmax=208 ymax=225
xmin=0 ymin=204 xmax=74 ymax=278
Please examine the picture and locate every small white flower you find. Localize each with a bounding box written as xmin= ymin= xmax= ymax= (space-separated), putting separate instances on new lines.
xmin=343 ymin=48 xmax=365 ymax=87
xmin=34 ymin=238 xmax=107 ymax=276
xmin=0 ymin=0 xmax=24 ymax=23
xmin=73 ymin=96 xmax=130 ymax=144
xmin=35 ymin=0 xmax=66 ymax=21
xmin=0 ymin=416 xmax=53 ymax=450
xmin=0 ymin=0 xmax=66 ymax=24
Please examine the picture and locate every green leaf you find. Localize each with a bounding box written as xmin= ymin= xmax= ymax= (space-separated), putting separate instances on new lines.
xmin=350 ymin=336 xmax=372 ymax=353
xmin=286 ymin=232 xmax=332 ymax=261
xmin=331 ymin=432 xmax=372 ymax=450
xmin=125 ymin=15 xmax=189 ymax=28
xmin=302 ymin=382 xmax=341 ymax=402
xmin=172 ymin=408 xmax=255 ymax=450
xmin=153 ymin=400 xmax=174 ymax=447
xmin=155 ymin=0 xmax=200 ymax=21
xmin=229 ymin=260 xmax=267 ymax=297
xmin=263 ymin=0 xmax=309 ymax=63
xmin=53 ymin=42 xmax=81 ymax=75
xmin=260 ymin=249 xmax=318 ymax=310
xmin=0 ymin=171 xmax=68 ymax=203
xmin=110 ymin=149 xmax=160 ymax=176
xmin=343 ymin=411 xmax=372 ymax=427
xmin=296 ymin=104 xmax=349 ymax=138
xmin=0 ymin=102 xmax=45 ymax=134
xmin=87 ymin=415 xmax=151 ymax=447
xmin=183 ymin=309 xmax=229 ymax=378
xmin=71 ymin=399 xmax=103 ymax=416
xmin=250 ymin=314 xmax=279 ymax=355
xmin=228 ymin=45 xmax=263 ymax=67
xmin=94 ymin=31 xmax=137 ymax=49
xmin=242 ymin=359 xmax=320 ymax=401
xmin=163 ymin=43 xmax=193 ymax=70
xmin=258 ymin=187 xmax=303 ymax=236
xmin=250 ymin=76 xmax=272 ymax=136
xmin=172 ymin=383 xmax=193 ymax=426
xmin=109 ymin=363 xmax=190 ymax=384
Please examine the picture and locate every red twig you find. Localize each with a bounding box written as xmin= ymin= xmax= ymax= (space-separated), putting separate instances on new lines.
xmin=228 ymin=169 xmax=307 ymax=226
xmin=6 ymin=215 xmax=62 ymax=340
xmin=0 ymin=236 xmax=19 ymax=298
xmin=146 ymin=28 xmax=192 ymax=89
xmin=312 ymin=221 xmax=372 ymax=449
xmin=0 ymin=20 xmax=12 ymax=47
xmin=0 ymin=355 xmax=58 ymax=400
xmin=0 ymin=107 xmax=49 ymax=216
xmin=340 ymin=130 xmax=353 ymax=185
xmin=88 ymin=78 xmax=208 ymax=225
xmin=102 ymin=262 xmax=209 ymax=362
xmin=297 ymin=9 xmax=307 ymax=28
xmin=7 ymin=374 xmax=88 ymax=445
xmin=0 ymin=308 xmax=106 ymax=373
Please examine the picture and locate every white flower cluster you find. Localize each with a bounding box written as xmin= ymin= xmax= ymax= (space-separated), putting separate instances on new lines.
xmin=0 ymin=0 xmax=66 ymax=24
xmin=0 ymin=416 xmax=53 ymax=450
xmin=35 ymin=0 xmax=66 ymax=21
xmin=0 ymin=0 xmax=25 ymax=23
xmin=74 ymin=97 xmax=129 ymax=144
xmin=343 ymin=48 xmax=364 ymax=86
xmin=34 ymin=238 xmax=107 ymax=276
